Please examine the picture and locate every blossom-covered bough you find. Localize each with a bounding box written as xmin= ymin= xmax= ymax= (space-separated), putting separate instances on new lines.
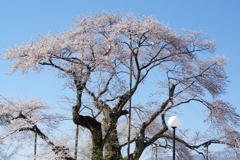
xmin=0 ymin=96 xmax=74 ymax=159
xmin=2 ymin=12 xmax=240 ymax=159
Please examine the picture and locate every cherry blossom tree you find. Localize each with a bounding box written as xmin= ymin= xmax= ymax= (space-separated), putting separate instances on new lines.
xmin=2 ymin=12 xmax=240 ymax=159
xmin=0 ymin=95 xmax=74 ymax=160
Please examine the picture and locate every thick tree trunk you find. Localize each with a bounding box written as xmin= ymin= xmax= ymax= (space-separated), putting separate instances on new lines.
xmin=91 ymin=128 xmax=104 ymax=160
xmin=72 ymin=106 xmax=103 ymax=160
xmin=103 ymin=115 xmax=122 ymax=160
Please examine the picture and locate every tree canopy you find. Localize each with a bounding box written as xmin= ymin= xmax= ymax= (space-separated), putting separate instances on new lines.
xmin=1 ymin=12 xmax=240 ymax=160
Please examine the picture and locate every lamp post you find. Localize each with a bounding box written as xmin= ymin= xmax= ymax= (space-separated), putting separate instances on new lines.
xmin=168 ymin=116 xmax=180 ymax=160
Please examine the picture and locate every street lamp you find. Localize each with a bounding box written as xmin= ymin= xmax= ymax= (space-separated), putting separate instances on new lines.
xmin=168 ymin=116 xmax=180 ymax=160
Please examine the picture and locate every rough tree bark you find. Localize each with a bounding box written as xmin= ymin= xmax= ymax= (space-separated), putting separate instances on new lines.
xmin=101 ymin=103 xmax=123 ymax=160
xmin=72 ymin=105 xmax=103 ymax=160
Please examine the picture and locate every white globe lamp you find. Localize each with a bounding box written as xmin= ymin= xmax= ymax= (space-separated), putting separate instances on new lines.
xmin=168 ymin=116 xmax=180 ymax=128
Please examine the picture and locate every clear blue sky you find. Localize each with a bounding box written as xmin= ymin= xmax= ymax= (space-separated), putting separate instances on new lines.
xmin=0 ymin=0 xmax=240 ymax=158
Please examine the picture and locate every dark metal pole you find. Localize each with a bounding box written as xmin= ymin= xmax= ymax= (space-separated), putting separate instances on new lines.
xmin=155 ymin=144 xmax=158 ymax=160
xmin=127 ymin=38 xmax=133 ymax=160
xmin=173 ymin=127 xmax=176 ymax=160
xmin=75 ymin=79 xmax=82 ymax=160
xmin=206 ymin=144 xmax=208 ymax=160
xmin=34 ymin=132 xmax=37 ymax=160
xmin=74 ymin=125 xmax=79 ymax=159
